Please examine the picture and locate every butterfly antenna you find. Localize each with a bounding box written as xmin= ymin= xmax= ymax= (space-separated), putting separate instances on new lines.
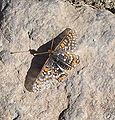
xmin=51 ymin=33 xmax=55 ymax=51
xmin=10 ymin=50 xmax=30 ymax=54
xmin=10 ymin=40 xmax=33 ymax=54
xmin=11 ymin=32 xmax=49 ymax=55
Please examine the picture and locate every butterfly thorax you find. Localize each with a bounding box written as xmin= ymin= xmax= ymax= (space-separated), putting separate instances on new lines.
xmin=48 ymin=49 xmax=55 ymax=57
xmin=48 ymin=49 xmax=53 ymax=54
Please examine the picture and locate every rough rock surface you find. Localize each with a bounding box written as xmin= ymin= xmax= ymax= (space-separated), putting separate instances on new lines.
xmin=0 ymin=0 xmax=115 ymax=120
xmin=67 ymin=0 xmax=115 ymax=14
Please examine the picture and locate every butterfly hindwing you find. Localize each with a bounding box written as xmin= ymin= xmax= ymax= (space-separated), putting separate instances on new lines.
xmin=52 ymin=51 xmax=80 ymax=69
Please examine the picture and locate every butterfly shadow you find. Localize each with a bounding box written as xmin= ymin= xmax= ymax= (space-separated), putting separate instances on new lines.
xmin=24 ymin=41 xmax=51 ymax=92
xmin=24 ymin=29 xmax=67 ymax=92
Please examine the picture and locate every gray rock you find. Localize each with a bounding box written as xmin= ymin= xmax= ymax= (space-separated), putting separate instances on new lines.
xmin=0 ymin=0 xmax=115 ymax=120
xmin=67 ymin=0 xmax=115 ymax=14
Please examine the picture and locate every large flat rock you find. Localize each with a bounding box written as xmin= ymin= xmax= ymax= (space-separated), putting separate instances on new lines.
xmin=0 ymin=0 xmax=115 ymax=120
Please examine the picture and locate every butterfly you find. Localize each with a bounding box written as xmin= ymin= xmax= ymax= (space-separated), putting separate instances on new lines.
xmin=32 ymin=28 xmax=80 ymax=92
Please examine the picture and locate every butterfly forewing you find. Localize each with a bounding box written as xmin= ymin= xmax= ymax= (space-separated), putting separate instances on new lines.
xmin=54 ymin=28 xmax=77 ymax=52
xmin=33 ymin=56 xmax=68 ymax=90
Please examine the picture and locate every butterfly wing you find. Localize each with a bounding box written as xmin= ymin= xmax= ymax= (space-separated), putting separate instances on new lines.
xmin=53 ymin=28 xmax=80 ymax=69
xmin=52 ymin=51 xmax=80 ymax=70
xmin=54 ymin=28 xmax=77 ymax=52
xmin=32 ymin=57 xmax=68 ymax=91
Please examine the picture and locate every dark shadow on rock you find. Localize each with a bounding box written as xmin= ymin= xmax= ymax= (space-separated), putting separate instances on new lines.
xmin=24 ymin=28 xmax=71 ymax=92
xmin=106 ymin=8 xmax=115 ymax=14
xmin=0 ymin=0 xmax=3 ymax=26
xmin=0 ymin=0 xmax=10 ymax=26
xmin=58 ymin=107 xmax=68 ymax=120
xmin=58 ymin=94 xmax=71 ymax=120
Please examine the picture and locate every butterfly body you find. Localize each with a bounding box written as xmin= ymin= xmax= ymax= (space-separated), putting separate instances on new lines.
xmin=32 ymin=28 xmax=80 ymax=91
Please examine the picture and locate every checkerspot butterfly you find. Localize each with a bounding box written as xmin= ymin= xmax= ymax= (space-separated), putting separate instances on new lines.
xmin=32 ymin=28 xmax=80 ymax=91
